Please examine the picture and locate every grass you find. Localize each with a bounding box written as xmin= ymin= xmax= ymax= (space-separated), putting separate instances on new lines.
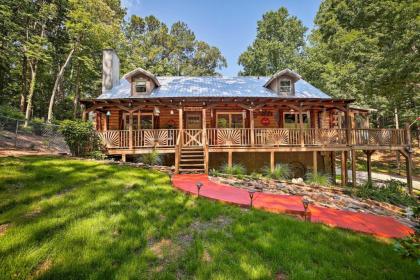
xmin=0 ymin=156 xmax=418 ymax=279
xmin=305 ymin=172 xmax=332 ymax=187
xmin=262 ymin=164 xmax=291 ymax=180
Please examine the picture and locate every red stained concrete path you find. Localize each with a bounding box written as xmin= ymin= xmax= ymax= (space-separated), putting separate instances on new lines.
xmin=172 ymin=174 xmax=414 ymax=239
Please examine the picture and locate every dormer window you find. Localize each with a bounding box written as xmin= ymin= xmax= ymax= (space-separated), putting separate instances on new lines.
xmin=135 ymin=79 xmax=147 ymax=93
xmin=279 ymin=80 xmax=291 ymax=94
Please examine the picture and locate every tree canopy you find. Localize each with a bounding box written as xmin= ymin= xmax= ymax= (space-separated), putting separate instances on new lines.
xmin=238 ymin=1 xmax=419 ymax=124
xmin=238 ymin=7 xmax=307 ymax=76
xmin=0 ymin=1 xmax=226 ymax=123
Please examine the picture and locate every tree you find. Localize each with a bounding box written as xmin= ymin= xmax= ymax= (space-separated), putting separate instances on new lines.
xmin=302 ymin=0 xmax=419 ymax=124
xmin=238 ymin=7 xmax=307 ymax=76
xmin=121 ymin=15 xmax=227 ymax=76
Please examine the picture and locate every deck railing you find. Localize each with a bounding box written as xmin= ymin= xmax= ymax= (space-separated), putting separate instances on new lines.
xmin=98 ymin=128 xmax=408 ymax=149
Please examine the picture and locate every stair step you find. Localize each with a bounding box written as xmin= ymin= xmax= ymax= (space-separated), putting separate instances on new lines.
xmin=181 ymin=150 xmax=204 ymax=154
xmin=180 ymin=163 xmax=205 ymax=167
xmin=181 ymin=154 xmax=204 ymax=158
xmin=181 ymin=158 xmax=204 ymax=162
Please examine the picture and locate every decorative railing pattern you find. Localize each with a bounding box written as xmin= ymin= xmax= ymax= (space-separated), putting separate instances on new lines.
xmin=351 ymin=129 xmax=405 ymax=146
xmin=207 ymin=128 xmax=251 ymax=146
xmin=98 ymin=128 xmax=408 ymax=149
xmin=183 ymin=129 xmax=202 ymax=146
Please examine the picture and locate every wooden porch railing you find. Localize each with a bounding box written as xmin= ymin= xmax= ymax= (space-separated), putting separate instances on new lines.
xmin=98 ymin=128 xmax=408 ymax=149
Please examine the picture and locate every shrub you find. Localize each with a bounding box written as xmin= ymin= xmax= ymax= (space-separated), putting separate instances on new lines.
xmin=221 ymin=163 xmax=246 ymax=176
xmin=139 ymin=150 xmax=161 ymax=165
xmin=209 ymin=168 xmax=221 ymax=177
xmin=262 ymin=163 xmax=291 ymax=180
xmin=89 ymin=150 xmax=107 ymax=160
xmin=305 ymin=172 xmax=332 ymax=186
xmin=60 ymin=120 xmax=101 ymax=157
xmin=355 ymin=180 xmax=416 ymax=207
xmin=0 ymin=105 xmax=24 ymax=119
xmin=394 ymin=233 xmax=420 ymax=265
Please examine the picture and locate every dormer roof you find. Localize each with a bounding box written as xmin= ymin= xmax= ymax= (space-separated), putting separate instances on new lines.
xmin=263 ymin=68 xmax=301 ymax=88
xmin=122 ymin=67 xmax=161 ymax=87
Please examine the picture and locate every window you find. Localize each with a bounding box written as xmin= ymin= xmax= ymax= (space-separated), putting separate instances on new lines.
xmin=216 ymin=112 xmax=244 ymax=128
xmin=283 ymin=112 xmax=310 ymax=128
xmin=123 ymin=112 xmax=153 ymax=129
xmin=279 ymin=80 xmax=291 ymax=93
xmin=135 ymin=79 xmax=147 ymax=93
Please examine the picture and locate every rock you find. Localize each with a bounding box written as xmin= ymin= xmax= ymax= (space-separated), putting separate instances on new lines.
xmin=276 ymin=183 xmax=284 ymax=189
xmin=292 ymin=178 xmax=304 ymax=184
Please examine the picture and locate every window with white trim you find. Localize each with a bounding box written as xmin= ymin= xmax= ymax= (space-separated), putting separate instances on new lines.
xmin=135 ymin=79 xmax=147 ymax=93
xmin=279 ymin=79 xmax=291 ymax=94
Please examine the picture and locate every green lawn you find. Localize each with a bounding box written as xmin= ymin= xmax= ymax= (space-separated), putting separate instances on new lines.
xmin=0 ymin=156 xmax=418 ymax=279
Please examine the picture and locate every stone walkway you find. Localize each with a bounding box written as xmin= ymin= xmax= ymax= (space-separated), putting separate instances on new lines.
xmin=172 ymin=174 xmax=414 ymax=238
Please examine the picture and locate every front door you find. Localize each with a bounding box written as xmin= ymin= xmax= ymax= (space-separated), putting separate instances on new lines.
xmin=184 ymin=112 xmax=202 ymax=146
xmin=185 ymin=112 xmax=202 ymax=129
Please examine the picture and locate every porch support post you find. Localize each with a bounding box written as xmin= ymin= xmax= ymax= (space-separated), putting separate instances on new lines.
xmin=351 ymin=149 xmax=357 ymax=187
xmin=128 ymin=111 xmax=133 ymax=149
xmin=331 ymin=152 xmax=336 ymax=184
xmin=82 ymin=107 xmax=87 ymax=122
xmin=340 ymin=151 xmax=347 ymax=186
xmin=202 ymin=108 xmax=208 ymax=174
xmin=228 ymin=151 xmax=232 ymax=168
xmin=121 ymin=154 xmax=126 ymax=162
xmin=178 ymin=108 xmax=183 ymax=142
xmin=249 ymin=108 xmax=255 ymax=146
xmin=312 ymin=151 xmax=318 ymax=175
xmin=401 ymin=124 xmax=413 ymax=194
xmin=299 ymin=103 xmax=304 ymax=147
xmin=363 ymin=150 xmax=374 ymax=183
xmin=270 ymin=151 xmax=275 ymax=172
xmin=345 ymin=103 xmax=351 ymax=145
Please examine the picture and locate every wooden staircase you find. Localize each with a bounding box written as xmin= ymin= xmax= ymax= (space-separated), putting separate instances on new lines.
xmin=178 ymin=146 xmax=206 ymax=174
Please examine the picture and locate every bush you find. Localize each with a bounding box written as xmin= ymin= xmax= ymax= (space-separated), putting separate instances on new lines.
xmin=60 ymin=120 xmax=101 ymax=157
xmin=0 ymin=105 xmax=24 ymax=119
xmin=89 ymin=150 xmax=107 ymax=160
xmin=262 ymin=163 xmax=291 ymax=180
xmin=221 ymin=163 xmax=246 ymax=176
xmin=305 ymin=172 xmax=332 ymax=186
xmin=355 ymin=180 xmax=416 ymax=207
xmin=139 ymin=150 xmax=161 ymax=165
xmin=394 ymin=233 xmax=420 ymax=265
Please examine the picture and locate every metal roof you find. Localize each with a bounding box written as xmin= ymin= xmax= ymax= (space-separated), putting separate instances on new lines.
xmin=97 ymin=76 xmax=331 ymax=100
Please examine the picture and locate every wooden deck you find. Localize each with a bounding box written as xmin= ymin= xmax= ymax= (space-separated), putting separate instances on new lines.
xmin=98 ymin=128 xmax=408 ymax=150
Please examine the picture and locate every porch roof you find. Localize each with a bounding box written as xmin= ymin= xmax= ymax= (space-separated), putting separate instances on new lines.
xmin=97 ymin=76 xmax=332 ymax=100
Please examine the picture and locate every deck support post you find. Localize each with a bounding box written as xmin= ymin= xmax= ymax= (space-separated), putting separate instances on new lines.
xmin=270 ymin=151 xmax=275 ymax=172
xmin=299 ymin=103 xmax=304 ymax=147
xmin=363 ymin=150 xmax=375 ymax=184
xmin=249 ymin=109 xmax=255 ymax=146
xmin=228 ymin=151 xmax=232 ymax=168
xmin=128 ymin=111 xmax=133 ymax=149
xmin=351 ymin=149 xmax=357 ymax=187
xmin=312 ymin=151 xmax=318 ymax=175
xmin=121 ymin=154 xmax=126 ymax=162
xmin=331 ymin=152 xmax=336 ymax=184
xmin=340 ymin=151 xmax=347 ymax=186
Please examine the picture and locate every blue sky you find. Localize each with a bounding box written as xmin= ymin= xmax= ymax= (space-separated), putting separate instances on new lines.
xmin=122 ymin=0 xmax=322 ymax=76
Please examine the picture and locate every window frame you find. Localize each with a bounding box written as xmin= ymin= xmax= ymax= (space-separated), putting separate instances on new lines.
xmin=134 ymin=78 xmax=147 ymax=94
xmin=123 ymin=112 xmax=154 ymax=129
xmin=216 ymin=112 xmax=245 ymax=128
xmin=278 ymin=79 xmax=292 ymax=94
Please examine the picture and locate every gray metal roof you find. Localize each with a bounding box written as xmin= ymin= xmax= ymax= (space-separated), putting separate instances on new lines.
xmin=97 ymin=76 xmax=331 ymax=99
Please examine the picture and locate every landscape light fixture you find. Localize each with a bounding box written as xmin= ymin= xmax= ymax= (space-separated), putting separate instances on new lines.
xmin=248 ymin=190 xmax=256 ymax=208
xmin=196 ymin=182 xmax=203 ymax=197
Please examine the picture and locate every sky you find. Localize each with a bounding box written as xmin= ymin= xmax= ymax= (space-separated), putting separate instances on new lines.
xmin=122 ymin=0 xmax=322 ymax=76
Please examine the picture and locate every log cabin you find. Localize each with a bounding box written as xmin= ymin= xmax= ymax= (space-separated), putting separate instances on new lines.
xmin=81 ymin=49 xmax=414 ymax=192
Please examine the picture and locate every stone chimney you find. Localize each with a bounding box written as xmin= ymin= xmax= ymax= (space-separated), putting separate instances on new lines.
xmin=102 ymin=49 xmax=120 ymax=92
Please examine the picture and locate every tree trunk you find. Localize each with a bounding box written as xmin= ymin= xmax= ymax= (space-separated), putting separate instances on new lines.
xmin=73 ymin=61 xmax=81 ymax=119
xmin=24 ymin=61 xmax=37 ymax=127
xmin=20 ymin=56 xmax=28 ymax=112
xmin=47 ymin=48 xmax=75 ymax=123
